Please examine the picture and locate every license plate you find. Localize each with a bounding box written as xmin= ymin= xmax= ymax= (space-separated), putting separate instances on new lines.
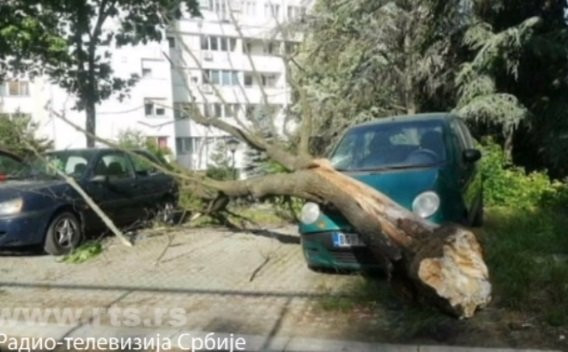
xmin=332 ymin=232 xmax=365 ymax=248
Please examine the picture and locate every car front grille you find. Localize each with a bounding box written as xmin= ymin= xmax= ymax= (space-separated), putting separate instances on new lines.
xmin=330 ymin=249 xmax=378 ymax=264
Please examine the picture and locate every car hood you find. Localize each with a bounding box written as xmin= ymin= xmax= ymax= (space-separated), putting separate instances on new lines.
xmin=300 ymin=166 xmax=442 ymax=233
xmin=0 ymin=179 xmax=66 ymax=201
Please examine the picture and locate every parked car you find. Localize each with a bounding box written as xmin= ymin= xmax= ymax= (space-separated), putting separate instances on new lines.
xmin=0 ymin=148 xmax=178 ymax=255
xmin=299 ymin=113 xmax=483 ymax=271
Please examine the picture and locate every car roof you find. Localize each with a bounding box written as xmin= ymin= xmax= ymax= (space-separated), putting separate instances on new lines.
xmin=353 ymin=112 xmax=457 ymax=128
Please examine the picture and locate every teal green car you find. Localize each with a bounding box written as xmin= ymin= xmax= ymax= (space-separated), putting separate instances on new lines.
xmin=299 ymin=113 xmax=483 ymax=271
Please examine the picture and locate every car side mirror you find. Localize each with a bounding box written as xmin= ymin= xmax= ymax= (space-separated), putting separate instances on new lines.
xmin=463 ymin=149 xmax=482 ymax=163
xmin=90 ymin=174 xmax=109 ymax=183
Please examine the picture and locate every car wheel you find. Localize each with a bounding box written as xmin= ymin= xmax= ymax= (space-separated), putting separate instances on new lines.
xmin=471 ymin=197 xmax=484 ymax=227
xmin=157 ymin=199 xmax=177 ymax=226
xmin=44 ymin=212 xmax=83 ymax=256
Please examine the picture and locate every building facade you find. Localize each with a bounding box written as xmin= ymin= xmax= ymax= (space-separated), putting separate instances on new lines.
xmin=0 ymin=41 xmax=177 ymax=154
xmin=0 ymin=0 xmax=311 ymax=173
xmin=168 ymin=0 xmax=310 ymax=171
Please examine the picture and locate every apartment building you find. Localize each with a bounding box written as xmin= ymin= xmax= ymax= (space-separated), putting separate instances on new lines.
xmin=0 ymin=0 xmax=312 ymax=173
xmin=168 ymin=0 xmax=311 ymax=171
xmin=0 ymin=41 xmax=177 ymax=153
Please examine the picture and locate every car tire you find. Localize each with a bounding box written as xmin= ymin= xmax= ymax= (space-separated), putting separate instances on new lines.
xmin=471 ymin=197 xmax=484 ymax=227
xmin=44 ymin=212 xmax=83 ymax=256
xmin=157 ymin=198 xmax=178 ymax=226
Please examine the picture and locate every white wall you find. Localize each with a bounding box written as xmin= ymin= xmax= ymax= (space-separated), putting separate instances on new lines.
xmin=169 ymin=0 xmax=313 ymax=171
xmin=0 ymin=41 xmax=178 ymax=155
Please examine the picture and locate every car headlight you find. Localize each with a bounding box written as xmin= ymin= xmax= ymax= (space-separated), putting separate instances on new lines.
xmin=300 ymin=202 xmax=320 ymax=224
xmin=0 ymin=198 xmax=23 ymax=216
xmin=412 ymin=191 xmax=440 ymax=218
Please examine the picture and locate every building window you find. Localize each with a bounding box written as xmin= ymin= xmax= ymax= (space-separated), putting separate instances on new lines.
xmin=261 ymin=74 xmax=278 ymax=88
xmin=201 ymin=35 xmax=236 ymax=52
xmin=167 ymin=37 xmax=176 ymax=48
xmin=174 ymin=102 xmax=192 ymax=120
xmin=144 ymin=98 xmax=167 ymax=117
xmin=203 ymin=103 xmax=239 ymax=119
xmin=224 ymin=104 xmax=237 ymax=118
xmin=244 ymin=73 xmax=253 ymax=87
xmin=158 ymin=136 xmax=168 ymax=149
xmin=264 ymin=41 xmax=278 ymax=55
xmin=209 ymin=0 xmax=228 ymax=18
xmin=264 ymin=3 xmax=280 ymax=19
xmin=176 ymin=137 xmax=194 ymax=155
xmin=141 ymin=59 xmax=157 ymax=78
xmin=287 ymin=6 xmax=306 ymax=20
xmin=6 ymin=81 xmax=30 ymax=96
xmin=203 ymin=70 xmax=239 ymax=86
xmin=214 ymin=103 xmax=222 ymax=118
xmin=243 ymin=1 xmax=256 ymax=16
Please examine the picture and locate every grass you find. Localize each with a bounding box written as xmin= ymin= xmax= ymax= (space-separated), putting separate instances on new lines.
xmin=61 ymin=241 xmax=103 ymax=264
xmin=314 ymin=204 xmax=568 ymax=342
xmin=481 ymin=205 xmax=568 ymax=326
xmin=317 ymin=277 xmax=393 ymax=312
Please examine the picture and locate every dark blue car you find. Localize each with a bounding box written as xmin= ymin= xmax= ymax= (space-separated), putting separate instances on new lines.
xmin=0 ymin=148 xmax=178 ymax=255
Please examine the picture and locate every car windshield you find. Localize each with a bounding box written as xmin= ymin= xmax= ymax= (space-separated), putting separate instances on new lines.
xmin=330 ymin=119 xmax=447 ymax=171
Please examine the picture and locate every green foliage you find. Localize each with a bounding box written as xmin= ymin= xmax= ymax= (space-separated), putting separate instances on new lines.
xmin=206 ymin=142 xmax=238 ymax=181
xmin=0 ymin=0 xmax=200 ymax=146
xmin=116 ymin=129 xmax=171 ymax=162
xmin=480 ymin=139 xmax=567 ymax=208
xmin=298 ymin=0 xmax=464 ymax=154
xmin=455 ymin=17 xmax=540 ymax=136
xmin=481 ymin=207 xmax=568 ymax=326
xmin=0 ymin=115 xmax=52 ymax=156
xmin=61 ymin=242 xmax=103 ymax=264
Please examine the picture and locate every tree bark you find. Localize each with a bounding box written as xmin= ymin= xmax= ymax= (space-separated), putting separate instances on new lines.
xmin=85 ymin=102 xmax=96 ymax=148
xmin=214 ymin=159 xmax=491 ymax=318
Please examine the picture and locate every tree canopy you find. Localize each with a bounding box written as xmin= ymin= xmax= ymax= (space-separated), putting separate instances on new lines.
xmin=298 ymin=0 xmax=568 ymax=177
xmin=0 ymin=0 xmax=200 ymax=147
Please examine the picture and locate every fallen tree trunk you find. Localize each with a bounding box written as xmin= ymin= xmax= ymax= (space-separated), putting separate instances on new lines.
xmin=52 ymin=101 xmax=491 ymax=318
xmin=213 ymin=159 xmax=491 ymax=318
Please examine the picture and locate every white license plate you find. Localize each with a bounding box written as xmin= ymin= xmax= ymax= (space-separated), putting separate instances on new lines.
xmin=332 ymin=232 xmax=365 ymax=248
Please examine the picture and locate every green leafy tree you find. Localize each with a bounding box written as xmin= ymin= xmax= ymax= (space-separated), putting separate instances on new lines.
xmin=297 ymin=0 xmax=464 ymax=153
xmin=0 ymin=114 xmax=52 ymax=156
xmin=1 ymin=0 xmax=199 ymax=147
xmin=456 ymin=0 xmax=568 ymax=173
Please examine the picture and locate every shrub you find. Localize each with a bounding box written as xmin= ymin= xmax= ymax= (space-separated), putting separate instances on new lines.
xmin=0 ymin=114 xmax=52 ymax=156
xmin=480 ymin=139 xmax=566 ymax=208
xmin=116 ymin=129 xmax=171 ymax=162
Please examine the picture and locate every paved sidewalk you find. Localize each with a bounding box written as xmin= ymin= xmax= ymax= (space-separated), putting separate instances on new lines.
xmin=0 ymin=226 xmax=564 ymax=351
